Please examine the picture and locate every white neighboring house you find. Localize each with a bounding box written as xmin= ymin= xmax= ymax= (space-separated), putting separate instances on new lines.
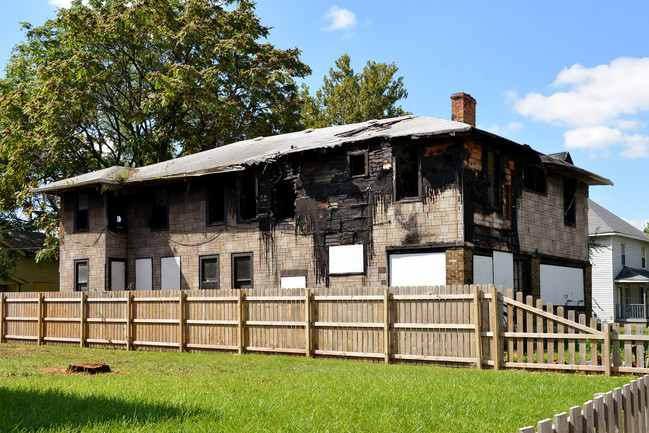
xmin=589 ymin=199 xmax=649 ymax=322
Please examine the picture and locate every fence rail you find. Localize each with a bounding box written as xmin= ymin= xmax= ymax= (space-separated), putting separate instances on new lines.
xmin=520 ymin=375 xmax=649 ymax=433
xmin=2 ymin=285 xmax=649 ymax=374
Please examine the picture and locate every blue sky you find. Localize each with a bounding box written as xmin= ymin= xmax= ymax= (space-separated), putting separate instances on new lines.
xmin=2 ymin=0 xmax=649 ymax=229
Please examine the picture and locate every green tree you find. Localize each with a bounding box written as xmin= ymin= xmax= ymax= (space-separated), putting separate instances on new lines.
xmin=644 ymin=222 xmax=649 ymax=236
xmin=300 ymin=53 xmax=410 ymax=128
xmin=0 ymin=0 xmax=310 ymax=259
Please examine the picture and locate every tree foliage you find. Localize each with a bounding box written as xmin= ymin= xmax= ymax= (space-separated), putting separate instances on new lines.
xmin=300 ymin=54 xmax=410 ymax=128
xmin=0 ymin=0 xmax=310 ymax=259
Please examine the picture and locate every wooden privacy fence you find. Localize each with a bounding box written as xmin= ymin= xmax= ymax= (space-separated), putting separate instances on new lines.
xmin=2 ymin=285 xmax=649 ymax=375
xmin=519 ymin=375 xmax=649 ymax=433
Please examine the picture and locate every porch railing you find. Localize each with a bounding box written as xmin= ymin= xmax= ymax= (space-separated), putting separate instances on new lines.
xmin=616 ymin=303 xmax=646 ymax=320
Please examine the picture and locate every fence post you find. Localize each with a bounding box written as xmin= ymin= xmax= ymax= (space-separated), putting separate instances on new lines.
xmin=0 ymin=292 xmax=5 ymax=344
xmin=603 ymin=321 xmax=611 ymax=376
xmin=37 ymin=293 xmax=44 ymax=345
xmin=490 ymin=285 xmax=501 ymax=371
xmin=384 ymin=287 xmax=391 ymax=365
xmin=237 ymin=289 xmax=245 ymax=354
xmin=304 ymin=289 xmax=311 ymax=358
xmin=178 ymin=291 xmax=185 ymax=353
xmin=473 ymin=285 xmax=482 ymax=369
xmin=126 ymin=292 xmax=133 ymax=351
xmin=79 ymin=293 xmax=87 ymax=348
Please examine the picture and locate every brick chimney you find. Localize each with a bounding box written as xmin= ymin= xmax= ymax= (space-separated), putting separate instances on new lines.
xmin=451 ymin=92 xmax=476 ymax=126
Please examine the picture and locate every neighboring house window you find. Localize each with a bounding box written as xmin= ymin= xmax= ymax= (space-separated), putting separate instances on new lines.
xmin=563 ymin=179 xmax=577 ymax=226
xmin=621 ymin=243 xmax=626 ymax=266
xmin=75 ymin=193 xmax=89 ymax=232
xmin=238 ymin=175 xmax=257 ymax=221
xmin=232 ymin=252 xmax=253 ymax=289
xmin=273 ymin=178 xmax=296 ymax=221
xmin=486 ymin=150 xmax=501 ymax=209
xmin=107 ymin=194 xmax=128 ymax=232
xmin=643 ymin=248 xmax=646 ymax=268
xmin=349 ymin=151 xmax=368 ymax=178
xmin=394 ymin=147 xmax=419 ymax=200
xmin=151 ymin=190 xmax=168 ymax=230
xmin=523 ymin=166 xmax=547 ymax=194
xmin=75 ymin=259 xmax=89 ymax=292
xmin=200 ymin=255 xmax=219 ymax=290
xmin=207 ymin=184 xmax=226 ymax=225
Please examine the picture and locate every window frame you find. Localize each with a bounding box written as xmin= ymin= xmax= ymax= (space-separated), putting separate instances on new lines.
xmin=393 ymin=146 xmax=421 ymax=201
xmin=349 ymin=151 xmax=369 ymax=178
xmin=199 ymin=255 xmax=220 ymax=290
xmin=108 ymin=258 xmax=127 ymax=291
xmin=150 ymin=189 xmax=169 ymax=231
xmin=523 ymin=165 xmax=547 ymax=195
xmin=74 ymin=259 xmax=89 ymax=292
xmin=231 ymin=252 xmax=253 ymax=289
xmin=74 ymin=193 xmax=90 ymax=232
xmin=621 ymin=243 xmax=626 ymax=266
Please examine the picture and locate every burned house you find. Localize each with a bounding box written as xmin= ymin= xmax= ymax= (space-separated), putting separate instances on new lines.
xmin=34 ymin=93 xmax=611 ymax=312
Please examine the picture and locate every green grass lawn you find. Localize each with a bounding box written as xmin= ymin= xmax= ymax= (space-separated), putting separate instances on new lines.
xmin=0 ymin=343 xmax=635 ymax=432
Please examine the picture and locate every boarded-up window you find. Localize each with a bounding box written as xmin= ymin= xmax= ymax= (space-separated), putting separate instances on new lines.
xmin=473 ymin=255 xmax=493 ymax=285
xmin=281 ymin=276 xmax=307 ymax=289
xmin=161 ymin=257 xmax=181 ymax=290
xmin=135 ymin=258 xmax=152 ymax=291
xmin=329 ymin=245 xmax=364 ymax=275
xmin=389 ymin=252 xmax=445 ymax=287
xmin=110 ymin=259 xmax=126 ymax=291
xmin=394 ymin=147 xmax=419 ymax=200
xmin=540 ymin=264 xmax=584 ymax=306
xmin=232 ymin=253 xmax=253 ymax=289
xmin=473 ymin=252 xmax=514 ymax=290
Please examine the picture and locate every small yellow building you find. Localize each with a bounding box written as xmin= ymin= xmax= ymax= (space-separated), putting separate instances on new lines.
xmin=0 ymin=230 xmax=59 ymax=292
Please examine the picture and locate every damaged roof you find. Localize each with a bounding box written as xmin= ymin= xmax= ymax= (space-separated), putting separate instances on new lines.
xmin=33 ymin=115 xmax=612 ymax=194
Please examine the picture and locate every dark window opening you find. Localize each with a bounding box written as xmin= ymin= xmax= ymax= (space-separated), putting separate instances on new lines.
xmin=273 ymin=178 xmax=296 ymax=221
xmin=642 ymin=248 xmax=646 ymax=268
xmin=394 ymin=147 xmax=419 ymax=200
xmin=621 ymin=244 xmax=626 ymax=266
xmin=75 ymin=193 xmax=89 ymax=232
xmin=75 ymin=260 xmax=89 ymax=292
xmin=107 ymin=194 xmax=128 ymax=232
xmin=207 ymin=183 xmax=226 ymax=225
xmin=349 ymin=152 xmax=368 ymax=177
xmin=513 ymin=258 xmax=530 ymax=297
xmin=232 ymin=253 xmax=252 ymax=289
xmin=151 ymin=190 xmax=168 ymax=230
xmin=200 ymin=255 xmax=219 ymax=290
xmin=486 ymin=150 xmax=501 ymax=209
xmin=563 ymin=179 xmax=577 ymax=226
xmin=238 ymin=175 xmax=257 ymax=221
xmin=523 ymin=166 xmax=547 ymax=194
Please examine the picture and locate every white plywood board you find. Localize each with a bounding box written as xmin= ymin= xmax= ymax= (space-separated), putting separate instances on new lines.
xmin=329 ymin=245 xmax=364 ymax=274
xmin=389 ymin=252 xmax=446 ymax=287
xmin=473 ymin=255 xmax=493 ymax=285
xmin=135 ymin=258 xmax=152 ymax=291
xmin=280 ymin=276 xmax=307 ymax=289
xmin=110 ymin=261 xmax=126 ymax=291
xmin=493 ymin=251 xmax=514 ymax=290
xmin=161 ymin=257 xmax=181 ymax=290
xmin=540 ymin=264 xmax=585 ymax=306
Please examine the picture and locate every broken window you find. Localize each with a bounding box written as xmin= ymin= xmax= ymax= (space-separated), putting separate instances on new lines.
xmin=486 ymin=150 xmax=501 ymax=209
xmin=200 ymin=255 xmax=220 ymax=290
xmin=107 ymin=193 xmax=128 ymax=232
xmin=75 ymin=193 xmax=89 ymax=232
xmin=523 ymin=166 xmax=547 ymax=194
xmin=232 ymin=253 xmax=253 ymax=289
xmin=75 ymin=259 xmax=89 ymax=292
xmin=207 ymin=183 xmax=226 ymax=225
xmin=394 ymin=147 xmax=419 ymax=200
xmin=349 ymin=151 xmax=368 ymax=178
xmin=563 ymin=179 xmax=577 ymax=226
xmin=238 ymin=175 xmax=257 ymax=221
xmin=273 ymin=178 xmax=296 ymax=221
xmin=151 ymin=190 xmax=168 ymax=230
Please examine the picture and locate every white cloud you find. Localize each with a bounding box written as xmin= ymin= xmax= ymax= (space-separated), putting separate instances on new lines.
xmin=623 ymin=217 xmax=649 ymax=231
xmin=49 ymin=0 xmax=73 ymax=7
xmin=514 ymin=57 xmax=649 ymax=158
xmin=484 ymin=122 xmax=522 ymax=135
xmin=323 ymin=6 xmax=357 ymax=31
